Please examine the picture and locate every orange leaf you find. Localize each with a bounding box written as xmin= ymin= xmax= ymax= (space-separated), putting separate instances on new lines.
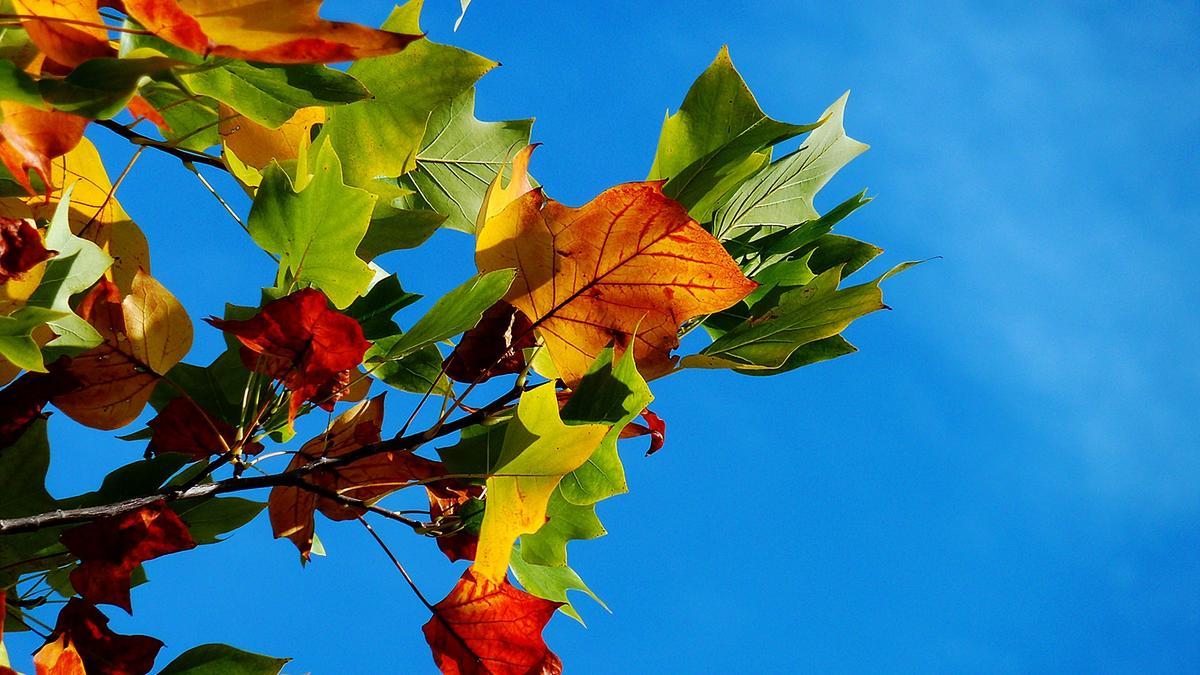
xmin=35 ymin=599 xmax=162 ymax=675
xmin=122 ymin=0 xmax=421 ymax=64
xmin=59 ymin=501 xmax=196 ymax=613
xmin=11 ymin=0 xmax=115 ymax=70
xmin=423 ymin=568 xmax=563 ymax=675
xmin=426 ymin=479 xmax=483 ymax=562
xmin=0 ymin=103 xmax=88 ymax=199
xmin=268 ymin=394 xmax=441 ymax=560
xmin=52 ymin=271 xmax=193 ymax=430
xmin=206 ymin=287 xmax=370 ymax=422
xmin=476 ymin=150 xmax=757 ymax=385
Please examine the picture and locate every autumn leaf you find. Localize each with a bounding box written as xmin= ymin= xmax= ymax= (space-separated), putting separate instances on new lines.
xmin=268 ymin=395 xmax=441 ymax=560
xmin=206 ymin=287 xmax=370 ymax=422
xmin=443 ymin=300 xmax=536 ymax=383
xmin=426 ymin=482 xmax=484 ymax=562
xmin=147 ymin=395 xmax=262 ymax=460
xmin=120 ymin=0 xmax=420 ymax=64
xmin=52 ymin=270 xmax=193 ymax=430
xmin=0 ymin=103 xmax=88 ymax=198
xmin=32 ymin=634 xmax=86 ymax=675
xmin=423 ymin=568 xmax=563 ymax=675
xmin=619 ymin=408 xmax=666 ymax=456
xmin=219 ymin=104 xmax=326 ymax=170
xmin=0 ymin=215 xmax=54 ymax=282
xmin=472 ymin=383 xmax=607 ymax=583
xmin=475 ymin=149 xmax=757 ymax=385
xmin=35 ymin=598 xmax=162 ymax=675
xmin=60 ymin=500 xmax=197 ymax=613
xmin=11 ymin=0 xmax=115 ymax=70
xmin=0 ymin=370 xmax=76 ymax=448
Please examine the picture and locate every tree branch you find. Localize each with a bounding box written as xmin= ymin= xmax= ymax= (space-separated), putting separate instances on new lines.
xmin=95 ymin=119 xmax=228 ymax=172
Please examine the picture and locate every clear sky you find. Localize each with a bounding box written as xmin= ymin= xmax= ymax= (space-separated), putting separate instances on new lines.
xmin=9 ymin=1 xmax=1200 ymax=672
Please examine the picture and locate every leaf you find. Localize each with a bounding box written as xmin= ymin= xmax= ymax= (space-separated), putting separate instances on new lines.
xmin=0 ymin=214 xmax=52 ymax=282
xmin=323 ymin=0 xmax=496 ymax=189
xmin=557 ymin=347 xmax=653 ymax=505
xmin=32 ymin=634 xmax=86 ymax=675
xmin=0 ymin=371 xmax=76 ymax=449
xmin=10 ymin=0 xmax=114 ymax=69
xmin=367 ymin=269 xmax=514 ymax=364
xmin=146 ymin=396 xmax=261 ymax=461
xmin=0 ymin=419 xmax=59 ymax=579
xmin=52 ymin=271 xmax=193 ymax=430
xmin=369 ymin=341 xmax=452 ymax=396
xmin=158 ymin=643 xmax=290 ymax=675
xmin=0 ymin=59 xmax=43 ymax=109
xmin=395 ymin=89 xmax=533 ymax=233
xmin=427 ymin=488 xmax=483 ymax=562
xmin=206 ymin=287 xmax=370 ymax=422
xmin=443 ymin=300 xmax=536 ymax=384
xmin=59 ymin=500 xmax=196 ymax=613
xmin=423 ymin=568 xmax=562 ymax=675
xmin=472 ymin=383 xmax=607 ymax=583
xmin=713 ymin=92 xmax=868 ymax=238
xmin=519 ymin=488 xmax=605 ymax=568
xmin=343 ymin=273 xmax=420 ymax=341
xmin=135 ymin=80 xmax=220 ymax=152
xmin=0 ymin=102 xmax=87 ymax=197
xmin=647 ymin=47 xmax=821 ymax=219
xmin=267 ymin=395 xmax=441 ymax=560
xmin=0 ymin=305 xmax=63 ymax=372
xmin=35 ymin=599 xmax=161 ymax=675
xmin=184 ymin=61 xmax=369 ymax=129
xmin=247 ymin=138 xmax=375 ymax=308
xmin=171 ymin=497 xmax=265 ymax=545
xmin=219 ymin=104 xmax=325 ymax=170
xmin=38 ymin=57 xmax=178 ymax=120
xmin=26 ymin=189 xmax=112 ymax=358
xmin=476 ymin=153 xmax=756 ymax=385
xmin=356 ymin=206 xmax=444 ymax=260
xmin=121 ymin=0 xmax=420 ymax=64
xmin=510 ymin=544 xmax=606 ymax=624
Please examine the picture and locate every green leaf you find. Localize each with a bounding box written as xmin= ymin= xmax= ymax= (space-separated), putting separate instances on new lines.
xmin=557 ymin=347 xmax=653 ymax=506
xmin=357 ymin=206 xmax=444 ymax=260
xmin=158 ymin=644 xmax=289 ymax=675
xmin=0 ymin=59 xmax=43 ymax=107
xmin=648 ymin=46 xmax=820 ymax=219
xmin=0 ymin=420 xmax=61 ymax=582
xmin=343 ymin=273 xmax=421 ymax=340
xmin=28 ymin=189 xmax=112 ymax=359
xmin=0 ymin=306 xmax=65 ymax=372
xmin=510 ymin=544 xmax=607 ymax=624
xmin=369 ymin=340 xmax=452 ymax=396
xmin=738 ymin=334 xmax=858 ymax=376
xmin=183 ymin=61 xmax=370 ymax=128
xmin=137 ymin=80 xmax=220 ymax=151
xmin=38 ymin=56 xmax=177 ymax=119
xmin=152 ymin=350 xmax=252 ymax=427
xmin=367 ymin=269 xmax=515 ymax=362
xmin=395 ymin=88 xmax=533 ymax=233
xmin=713 ymin=92 xmax=868 ymax=239
xmin=248 ymin=139 xmax=376 ymax=308
xmin=437 ymin=420 xmax=509 ymax=476
xmin=802 ymin=234 xmax=884 ymax=279
xmin=520 ymin=488 xmax=605 ymax=568
xmin=322 ymin=0 xmax=496 ymax=190
xmin=173 ymin=497 xmax=265 ymax=545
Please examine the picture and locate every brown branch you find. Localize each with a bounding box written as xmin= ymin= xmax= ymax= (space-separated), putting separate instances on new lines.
xmin=95 ymin=119 xmax=228 ymax=172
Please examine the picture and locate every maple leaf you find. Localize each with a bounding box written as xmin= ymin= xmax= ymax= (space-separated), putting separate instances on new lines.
xmin=52 ymin=271 xmax=193 ymax=430
xmin=0 ymin=103 xmax=88 ymax=198
xmin=443 ymin=300 xmax=536 ymax=383
xmin=0 ymin=216 xmax=55 ymax=283
xmin=60 ymin=500 xmax=196 ymax=613
xmin=10 ymin=0 xmax=115 ymax=71
xmin=147 ymin=396 xmax=262 ymax=460
xmin=472 ymin=383 xmax=608 ymax=583
xmin=206 ymin=287 xmax=370 ymax=422
xmin=35 ymin=599 xmax=162 ymax=675
xmin=423 ymin=568 xmax=563 ymax=675
xmin=475 ymin=149 xmax=757 ymax=385
xmin=268 ymin=395 xmax=441 ymax=560
xmin=120 ymin=0 xmax=420 ymax=64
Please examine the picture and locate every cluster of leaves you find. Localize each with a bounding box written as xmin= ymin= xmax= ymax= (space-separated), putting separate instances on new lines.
xmin=0 ymin=1 xmax=913 ymax=673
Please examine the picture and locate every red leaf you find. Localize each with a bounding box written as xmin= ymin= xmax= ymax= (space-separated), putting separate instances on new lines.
xmin=423 ymin=569 xmax=563 ymax=675
xmin=0 ymin=216 xmax=55 ymax=282
xmin=146 ymin=396 xmax=261 ymax=460
xmin=443 ymin=301 xmax=537 ymax=384
xmin=206 ymin=288 xmax=370 ymax=421
xmin=426 ymin=480 xmax=484 ymax=563
xmin=35 ymin=599 xmax=162 ymax=675
xmin=59 ymin=501 xmax=196 ymax=613
xmin=619 ymin=408 xmax=666 ymax=456
xmin=0 ymin=371 xmax=78 ymax=449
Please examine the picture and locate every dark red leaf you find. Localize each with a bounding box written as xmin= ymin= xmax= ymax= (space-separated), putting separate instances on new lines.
xmin=146 ymin=396 xmax=261 ymax=460
xmin=36 ymin=598 xmax=162 ymax=675
xmin=619 ymin=408 xmax=667 ymax=456
xmin=206 ymin=288 xmax=370 ymax=421
xmin=0 ymin=371 xmax=78 ymax=450
xmin=426 ymin=480 xmax=484 ymax=563
xmin=443 ymin=301 xmax=536 ymax=384
xmin=0 ymin=216 xmax=54 ymax=282
xmin=423 ymin=569 xmax=563 ymax=675
xmin=60 ymin=501 xmax=196 ymax=613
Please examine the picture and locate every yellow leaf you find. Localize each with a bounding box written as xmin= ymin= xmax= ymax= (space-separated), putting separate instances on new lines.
xmin=472 ymin=383 xmax=608 ymax=582
xmin=218 ymin=103 xmax=326 ymax=170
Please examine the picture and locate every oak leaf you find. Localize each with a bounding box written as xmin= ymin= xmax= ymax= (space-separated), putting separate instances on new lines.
xmin=268 ymin=394 xmax=441 ymax=560
xmin=60 ymin=500 xmax=196 ymax=613
xmin=0 ymin=103 xmax=88 ymax=198
xmin=423 ymin=568 xmax=563 ymax=675
xmin=52 ymin=270 xmax=193 ymax=430
xmin=35 ymin=598 xmax=162 ymax=675
xmin=206 ymin=287 xmax=370 ymax=422
xmin=476 ymin=150 xmax=756 ymax=385
xmin=121 ymin=0 xmax=421 ymax=64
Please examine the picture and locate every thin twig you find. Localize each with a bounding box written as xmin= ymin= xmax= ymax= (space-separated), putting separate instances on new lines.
xmin=95 ymin=119 xmax=227 ymax=171
xmin=357 ymin=516 xmax=434 ymax=610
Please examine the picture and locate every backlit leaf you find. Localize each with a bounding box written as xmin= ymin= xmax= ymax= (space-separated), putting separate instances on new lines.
xmin=0 ymin=102 xmax=87 ymax=197
xmin=184 ymin=61 xmax=368 ymax=129
xmin=35 ymin=599 xmax=161 ymax=675
xmin=158 ymin=644 xmax=290 ymax=675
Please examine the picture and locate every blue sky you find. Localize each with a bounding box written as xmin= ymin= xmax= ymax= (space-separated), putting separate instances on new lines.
xmin=9 ymin=1 xmax=1200 ymax=672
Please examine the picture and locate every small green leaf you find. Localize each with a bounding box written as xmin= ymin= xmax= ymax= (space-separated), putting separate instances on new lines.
xmin=344 ymin=274 xmax=421 ymax=340
xmin=0 ymin=420 xmax=61 ymax=582
xmin=357 ymin=206 xmax=444 ymax=260
xmin=183 ymin=61 xmax=370 ymax=128
xmin=369 ymin=340 xmax=453 ymax=396
xmin=38 ymin=56 xmax=176 ymax=119
xmin=510 ymin=544 xmax=607 ymax=624
xmin=520 ymin=488 xmax=605 ymax=568
xmin=157 ymin=643 xmax=289 ymax=675
xmin=0 ymin=59 xmax=44 ymax=107
xmin=173 ymin=497 xmax=265 ymax=545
